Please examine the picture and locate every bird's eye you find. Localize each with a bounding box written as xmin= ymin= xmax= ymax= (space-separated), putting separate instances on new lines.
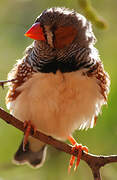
xmin=54 ymin=26 xmax=77 ymax=49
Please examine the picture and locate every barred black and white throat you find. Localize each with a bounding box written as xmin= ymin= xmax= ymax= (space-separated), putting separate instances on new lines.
xmin=24 ymin=7 xmax=97 ymax=74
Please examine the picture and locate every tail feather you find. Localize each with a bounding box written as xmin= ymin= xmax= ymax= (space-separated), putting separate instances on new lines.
xmin=13 ymin=140 xmax=47 ymax=168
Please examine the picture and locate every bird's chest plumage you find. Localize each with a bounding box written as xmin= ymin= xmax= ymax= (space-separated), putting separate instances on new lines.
xmin=7 ymin=70 xmax=104 ymax=140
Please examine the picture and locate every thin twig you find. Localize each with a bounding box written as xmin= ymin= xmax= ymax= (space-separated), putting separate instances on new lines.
xmin=0 ymin=107 xmax=117 ymax=180
xmin=0 ymin=79 xmax=17 ymax=89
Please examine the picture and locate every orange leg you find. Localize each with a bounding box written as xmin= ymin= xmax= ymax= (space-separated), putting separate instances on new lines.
xmin=23 ymin=120 xmax=36 ymax=151
xmin=68 ymin=136 xmax=88 ymax=173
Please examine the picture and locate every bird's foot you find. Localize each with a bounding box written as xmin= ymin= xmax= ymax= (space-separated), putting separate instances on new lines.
xmin=23 ymin=120 xmax=36 ymax=151
xmin=68 ymin=136 xmax=88 ymax=173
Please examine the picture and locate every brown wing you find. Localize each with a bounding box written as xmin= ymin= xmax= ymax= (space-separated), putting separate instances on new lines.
xmin=6 ymin=57 xmax=34 ymax=105
xmin=87 ymin=61 xmax=110 ymax=102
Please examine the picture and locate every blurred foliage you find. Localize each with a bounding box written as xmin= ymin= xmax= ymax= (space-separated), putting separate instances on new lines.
xmin=0 ymin=0 xmax=117 ymax=180
xmin=78 ymin=0 xmax=108 ymax=29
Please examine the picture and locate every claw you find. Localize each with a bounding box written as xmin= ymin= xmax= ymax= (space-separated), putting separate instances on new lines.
xmin=74 ymin=145 xmax=82 ymax=171
xmin=23 ymin=120 xmax=36 ymax=151
xmin=68 ymin=155 xmax=75 ymax=173
xmin=68 ymin=136 xmax=88 ymax=173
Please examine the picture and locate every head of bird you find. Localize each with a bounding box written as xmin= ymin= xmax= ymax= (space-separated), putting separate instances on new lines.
xmin=25 ymin=7 xmax=96 ymax=59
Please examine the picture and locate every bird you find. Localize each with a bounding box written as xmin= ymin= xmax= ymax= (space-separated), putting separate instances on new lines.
xmin=6 ymin=7 xmax=110 ymax=171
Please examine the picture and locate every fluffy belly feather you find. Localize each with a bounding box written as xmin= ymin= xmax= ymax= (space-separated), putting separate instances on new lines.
xmin=7 ymin=70 xmax=105 ymax=140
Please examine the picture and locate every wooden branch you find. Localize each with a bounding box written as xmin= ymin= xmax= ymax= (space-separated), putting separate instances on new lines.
xmin=0 ymin=107 xmax=117 ymax=180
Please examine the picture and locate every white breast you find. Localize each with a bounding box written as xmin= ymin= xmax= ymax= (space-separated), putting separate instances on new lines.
xmin=7 ymin=70 xmax=105 ymax=140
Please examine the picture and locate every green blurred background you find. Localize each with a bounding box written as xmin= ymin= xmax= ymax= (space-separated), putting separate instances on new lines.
xmin=0 ymin=0 xmax=117 ymax=179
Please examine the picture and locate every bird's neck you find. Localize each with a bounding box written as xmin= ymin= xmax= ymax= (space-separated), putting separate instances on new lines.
xmin=24 ymin=42 xmax=97 ymax=74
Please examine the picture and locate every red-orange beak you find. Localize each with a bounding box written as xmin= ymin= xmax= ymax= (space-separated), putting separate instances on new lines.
xmin=24 ymin=22 xmax=45 ymax=41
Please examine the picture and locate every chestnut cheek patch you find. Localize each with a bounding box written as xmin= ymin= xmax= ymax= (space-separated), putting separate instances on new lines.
xmin=54 ymin=26 xmax=77 ymax=49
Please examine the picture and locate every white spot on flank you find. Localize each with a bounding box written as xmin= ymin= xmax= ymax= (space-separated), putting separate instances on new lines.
xmin=23 ymin=73 xmax=26 ymax=76
xmin=22 ymin=64 xmax=25 ymax=67
xmin=18 ymin=73 xmax=23 ymax=77
xmin=27 ymin=72 xmax=31 ymax=76
xmin=29 ymin=68 xmax=32 ymax=72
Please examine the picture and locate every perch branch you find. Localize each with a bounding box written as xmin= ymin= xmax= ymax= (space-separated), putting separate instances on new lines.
xmin=0 ymin=107 xmax=117 ymax=180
